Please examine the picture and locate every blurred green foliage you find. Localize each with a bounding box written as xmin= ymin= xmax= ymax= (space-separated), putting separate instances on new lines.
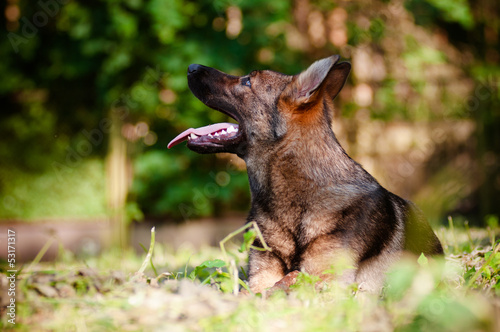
xmin=0 ymin=159 xmax=107 ymax=219
xmin=0 ymin=0 xmax=498 ymax=222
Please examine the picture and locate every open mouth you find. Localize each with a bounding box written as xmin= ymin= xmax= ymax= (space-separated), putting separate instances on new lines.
xmin=167 ymin=122 xmax=241 ymax=149
xmin=168 ymin=63 xmax=246 ymax=154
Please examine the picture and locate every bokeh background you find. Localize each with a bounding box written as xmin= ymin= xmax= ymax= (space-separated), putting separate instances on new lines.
xmin=1 ymin=0 xmax=499 ymax=255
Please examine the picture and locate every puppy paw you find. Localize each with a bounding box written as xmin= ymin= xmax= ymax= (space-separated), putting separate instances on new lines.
xmin=267 ymin=270 xmax=301 ymax=295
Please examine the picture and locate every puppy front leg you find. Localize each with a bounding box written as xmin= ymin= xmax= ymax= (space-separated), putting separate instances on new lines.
xmin=247 ymin=249 xmax=286 ymax=294
xmin=300 ymin=235 xmax=357 ymax=286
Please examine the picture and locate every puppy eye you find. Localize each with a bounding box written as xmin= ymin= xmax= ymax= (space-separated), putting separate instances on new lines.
xmin=242 ymin=77 xmax=251 ymax=87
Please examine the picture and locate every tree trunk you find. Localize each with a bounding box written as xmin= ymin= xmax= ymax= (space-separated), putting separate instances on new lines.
xmin=106 ymin=115 xmax=129 ymax=249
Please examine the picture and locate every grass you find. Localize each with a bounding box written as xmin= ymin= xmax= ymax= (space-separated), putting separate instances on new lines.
xmin=1 ymin=219 xmax=499 ymax=331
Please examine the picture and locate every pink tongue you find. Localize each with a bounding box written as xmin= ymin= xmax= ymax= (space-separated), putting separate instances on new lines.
xmin=167 ymin=123 xmax=237 ymax=149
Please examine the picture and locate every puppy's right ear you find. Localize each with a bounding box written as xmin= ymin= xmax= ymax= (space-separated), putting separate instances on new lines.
xmin=293 ymin=55 xmax=340 ymax=104
xmin=325 ymin=61 xmax=351 ymax=101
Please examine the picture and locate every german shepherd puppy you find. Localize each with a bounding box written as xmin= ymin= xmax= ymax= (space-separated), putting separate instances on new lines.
xmin=168 ymin=55 xmax=443 ymax=294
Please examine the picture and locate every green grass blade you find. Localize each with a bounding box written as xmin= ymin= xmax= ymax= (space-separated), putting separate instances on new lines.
xmin=137 ymin=227 xmax=156 ymax=275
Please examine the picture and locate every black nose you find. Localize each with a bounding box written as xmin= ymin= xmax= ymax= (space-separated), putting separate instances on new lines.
xmin=188 ymin=64 xmax=202 ymax=75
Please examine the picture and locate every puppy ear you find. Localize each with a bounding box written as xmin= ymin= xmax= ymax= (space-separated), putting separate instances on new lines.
xmin=325 ymin=61 xmax=351 ymax=101
xmin=295 ymin=55 xmax=340 ymax=103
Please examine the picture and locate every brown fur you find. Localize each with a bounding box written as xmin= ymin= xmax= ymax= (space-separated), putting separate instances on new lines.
xmin=180 ymin=55 xmax=443 ymax=294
